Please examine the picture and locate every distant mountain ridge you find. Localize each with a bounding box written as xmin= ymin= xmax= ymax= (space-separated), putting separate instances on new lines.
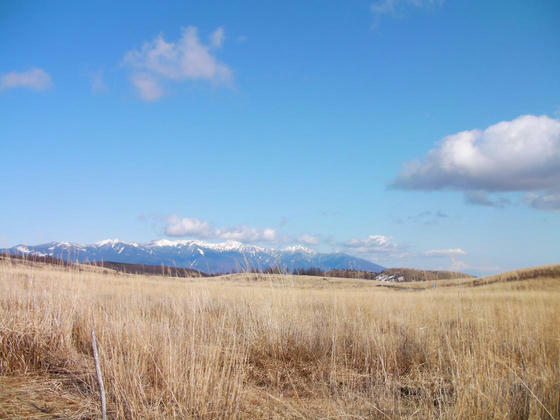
xmin=4 ymin=239 xmax=385 ymax=274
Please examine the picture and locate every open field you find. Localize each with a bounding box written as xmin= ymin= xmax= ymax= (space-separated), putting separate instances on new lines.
xmin=1 ymin=260 xmax=559 ymax=419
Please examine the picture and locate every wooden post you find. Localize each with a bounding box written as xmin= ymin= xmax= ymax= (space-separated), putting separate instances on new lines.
xmin=91 ymin=329 xmax=107 ymax=420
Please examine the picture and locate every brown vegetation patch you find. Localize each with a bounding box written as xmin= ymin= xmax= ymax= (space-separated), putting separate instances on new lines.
xmin=0 ymin=376 xmax=97 ymax=419
xmin=0 ymin=261 xmax=559 ymax=418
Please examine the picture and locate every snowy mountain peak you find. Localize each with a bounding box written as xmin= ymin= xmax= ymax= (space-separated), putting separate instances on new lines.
xmin=56 ymin=241 xmax=81 ymax=247
xmin=147 ymin=239 xmax=191 ymax=247
xmin=201 ymin=240 xmax=262 ymax=252
xmin=94 ymin=238 xmax=139 ymax=248
xmin=95 ymin=238 xmax=122 ymax=246
xmin=283 ymin=244 xmax=317 ymax=254
xmin=143 ymin=238 xmax=265 ymax=253
xmin=3 ymin=239 xmax=385 ymax=274
xmin=15 ymin=245 xmax=31 ymax=254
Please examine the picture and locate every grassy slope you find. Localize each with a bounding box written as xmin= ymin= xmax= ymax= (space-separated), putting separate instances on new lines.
xmin=1 ymin=260 xmax=559 ymax=418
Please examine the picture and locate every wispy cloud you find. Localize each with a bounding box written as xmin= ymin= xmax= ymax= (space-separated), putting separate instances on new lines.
xmin=464 ymin=191 xmax=510 ymax=209
xmin=371 ymin=0 xmax=444 ymax=25
xmin=209 ymin=27 xmax=225 ymax=48
xmin=418 ymin=248 xmax=468 ymax=272
xmin=0 ymin=68 xmax=52 ymax=91
xmin=342 ymin=235 xmax=465 ymax=259
xmin=393 ymin=114 xmax=560 ymax=211
xmin=526 ymin=192 xmax=560 ymax=212
xmin=343 ymin=234 xmax=403 ymax=256
xmin=339 ymin=233 xmax=470 ymax=272
xmin=130 ymin=73 xmax=164 ymax=101
xmin=394 ymin=210 xmax=448 ymax=225
xmin=89 ymin=69 xmax=106 ymax=93
xmin=421 ymin=248 xmax=466 ymax=258
xmin=123 ymin=26 xmax=233 ymax=100
xmin=165 ymin=215 xmax=276 ymax=243
xmin=298 ymin=234 xmax=320 ymax=245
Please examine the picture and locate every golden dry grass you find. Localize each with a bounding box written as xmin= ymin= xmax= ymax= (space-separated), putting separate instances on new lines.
xmin=1 ymin=259 xmax=559 ymax=419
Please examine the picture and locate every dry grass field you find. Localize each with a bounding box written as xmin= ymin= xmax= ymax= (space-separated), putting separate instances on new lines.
xmin=0 ymin=258 xmax=559 ymax=419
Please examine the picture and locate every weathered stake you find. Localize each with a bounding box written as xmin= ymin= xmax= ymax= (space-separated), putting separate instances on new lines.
xmin=91 ymin=329 xmax=107 ymax=420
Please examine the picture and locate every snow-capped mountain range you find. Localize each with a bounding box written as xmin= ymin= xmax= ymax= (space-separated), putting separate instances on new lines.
xmin=4 ymin=239 xmax=385 ymax=274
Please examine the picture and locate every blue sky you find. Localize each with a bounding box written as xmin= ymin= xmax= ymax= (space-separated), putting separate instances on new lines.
xmin=1 ymin=0 xmax=559 ymax=274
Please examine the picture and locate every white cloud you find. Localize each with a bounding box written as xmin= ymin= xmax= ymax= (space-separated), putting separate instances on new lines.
xmin=345 ymin=234 xmax=390 ymax=248
xmin=165 ymin=215 xmax=277 ymax=243
xmin=394 ymin=114 xmax=560 ymax=211
xmin=0 ymin=68 xmax=52 ymax=91
xmin=165 ymin=215 xmax=213 ymax=237
xmin=131 ymin=73 xmax=164 ymax=101
xmin=216 ymin=226 xmax=277 ymax=242
xmin=340 ymin=235 xmax=469 ymax=271
xmin=209 ymin=27 xmax=225 ymax=48
xmin=124 ymin=26 xmax=232 ymax=100
xmin=343 ymin=234 xmax=401 ymax=255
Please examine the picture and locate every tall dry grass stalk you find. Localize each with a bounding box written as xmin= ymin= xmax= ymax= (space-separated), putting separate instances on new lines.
xmin=0 ymin=258 xmax=559 ymax=418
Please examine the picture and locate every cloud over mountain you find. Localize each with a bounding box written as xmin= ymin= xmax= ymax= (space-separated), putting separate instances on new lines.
xmin=343 ymin=235 xmax=403 ymax=257
xmin=165 ymin=215 xmax=277 ymax=243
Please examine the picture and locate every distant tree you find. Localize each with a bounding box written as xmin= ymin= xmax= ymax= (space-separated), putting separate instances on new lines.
xmin=291 ymin=267 xmax=324 ymax=276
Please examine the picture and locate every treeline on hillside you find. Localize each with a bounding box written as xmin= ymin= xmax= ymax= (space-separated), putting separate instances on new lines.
xmin=90 ymin=261 xmax=208 ymax=278
xmin=247 ymin=266 xmax=379 ymax=279
xmin=381 ymin=268 xmax=473 ymax=282
xmin=1 ymin=252 xmax=76 ymax=267
xmin=0 ymin=252 xmax=208 ymax=278
xmin=1 ymin=252 xmax=472 ymax=281
xmin=248 ymin=266 xmax=474 ymax=282
xmin=295 ymin=268 xmax=379 ymax=279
